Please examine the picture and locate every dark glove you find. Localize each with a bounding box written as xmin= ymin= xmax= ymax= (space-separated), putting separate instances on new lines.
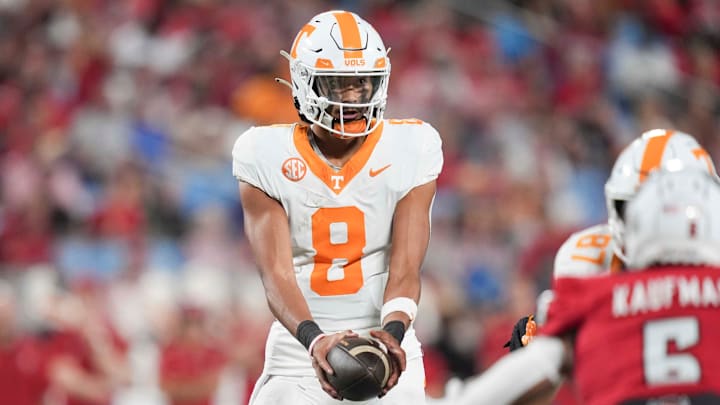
xmin=503 ymin=315 xmax=536 ymax=351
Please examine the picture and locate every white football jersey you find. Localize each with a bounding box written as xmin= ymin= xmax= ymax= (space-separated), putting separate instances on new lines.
xmin=553 ymin=224 xmax=623 ymax=279
xmin=232 ymin=119 xmax=443 ymax=375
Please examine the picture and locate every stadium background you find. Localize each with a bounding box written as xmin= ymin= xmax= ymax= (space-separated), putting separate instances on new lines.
xmin=1 ymin=0 xmax=720 ymax=404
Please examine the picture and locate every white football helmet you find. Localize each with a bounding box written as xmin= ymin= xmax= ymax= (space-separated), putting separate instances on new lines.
xmin=605 ymin=129 xmax=717 ymax=262
xmin=282 ymin=10 xmax=390 ymax=138
xmin=624 ymin=168 xmax=720 ymax=268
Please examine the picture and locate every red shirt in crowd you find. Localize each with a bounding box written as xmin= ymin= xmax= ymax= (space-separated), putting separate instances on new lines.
xmin=160 ymin=338 xmax=227 ymax=405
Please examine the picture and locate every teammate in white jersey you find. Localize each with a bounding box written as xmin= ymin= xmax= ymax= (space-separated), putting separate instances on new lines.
xmin=233 ymin=10 xmax=443 ymax=405
xmin=505 ymin=129 xmax=718 ymax=351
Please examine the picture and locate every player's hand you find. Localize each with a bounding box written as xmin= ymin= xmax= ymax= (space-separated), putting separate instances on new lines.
xmin=310 ymin=330 xmax=358 ymax=400
xmin=503 ymin=315 xmax=536 ymax=351
xmin=522 ymin=315 xmax=537 ymax=346
xmin=370 ymin=329 xmax=407 ymax=397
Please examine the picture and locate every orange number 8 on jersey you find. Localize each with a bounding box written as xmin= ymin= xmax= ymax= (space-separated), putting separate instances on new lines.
xmin=311 ymin=207 xmax=366 ymax=296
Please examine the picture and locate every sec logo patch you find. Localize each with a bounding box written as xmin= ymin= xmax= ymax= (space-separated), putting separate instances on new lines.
xmin=282 ymin=158 xmax=307 ymax=181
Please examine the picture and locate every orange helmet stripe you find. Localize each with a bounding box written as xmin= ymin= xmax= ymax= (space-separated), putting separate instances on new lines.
xmin=333 ymin=12 xmax=363 ymax=59
xmin=692 ymin=147 xmax=716 ymax=174
xmin=639 ymin=130 xmax=674 ymax=182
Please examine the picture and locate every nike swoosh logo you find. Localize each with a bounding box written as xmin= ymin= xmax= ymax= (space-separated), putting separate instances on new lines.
xmin=369 ymin=164 xmax=392 ymax=177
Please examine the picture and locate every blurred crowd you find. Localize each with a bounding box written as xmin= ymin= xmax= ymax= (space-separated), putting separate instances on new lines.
xmin=2 ymin=0 xmax=720 ymax=403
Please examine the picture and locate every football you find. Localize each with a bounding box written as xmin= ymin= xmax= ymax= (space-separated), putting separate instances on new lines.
xmin=326 ymin=336 xmax=392 ymax=401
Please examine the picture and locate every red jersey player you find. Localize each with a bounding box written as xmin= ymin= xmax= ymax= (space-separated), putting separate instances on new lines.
xmin=455 ymin=168 xmax=720 ymax=405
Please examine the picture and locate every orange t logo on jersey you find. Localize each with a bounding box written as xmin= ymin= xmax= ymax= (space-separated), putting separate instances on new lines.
xmin=331 ymin=175 xmax=344 ymax=190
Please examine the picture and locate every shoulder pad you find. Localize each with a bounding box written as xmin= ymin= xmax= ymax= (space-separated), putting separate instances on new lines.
xmin=554 ymin=224 xmax=615 ymax=278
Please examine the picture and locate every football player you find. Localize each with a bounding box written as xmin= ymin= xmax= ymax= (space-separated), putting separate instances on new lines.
xmin=505 ymin=129 xmax=718 ymax=352
xmin=233 ymin=10 xmax=443 ymax=405
xmin=459 ymin=167 xmax=720 ymax=404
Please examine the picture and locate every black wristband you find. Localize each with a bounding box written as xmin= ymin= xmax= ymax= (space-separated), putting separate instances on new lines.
xmin=383 ymin=320 xmax=406 ymax=344
xmin=296 ymin=320 xmax=324 ymax=350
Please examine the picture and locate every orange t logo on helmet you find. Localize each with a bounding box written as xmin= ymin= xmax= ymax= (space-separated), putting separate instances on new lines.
xmin=290 ymin=24 xmax=316 ymax=59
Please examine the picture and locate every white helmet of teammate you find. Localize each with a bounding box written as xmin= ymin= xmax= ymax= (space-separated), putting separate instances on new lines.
xmin=625 ymin=168 xmax=720 ymax=268
xmin=282 ymin=10 xmax=390 ymax=138
xmin=605 ymin=129 xmax=717 ymax=262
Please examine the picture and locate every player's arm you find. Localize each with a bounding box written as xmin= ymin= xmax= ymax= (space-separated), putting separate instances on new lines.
xmin=371 ymin=179 xmax=437 ymax=394
xmin=239 ymin=182 xmax=313 ymax=335
xmin=383 ymin=179 xmax=437 ymax=320
xmin=456 ymin=335 xmax=574 ymax=405
xmin=239 ymin=182 xmax=354 ymax=399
